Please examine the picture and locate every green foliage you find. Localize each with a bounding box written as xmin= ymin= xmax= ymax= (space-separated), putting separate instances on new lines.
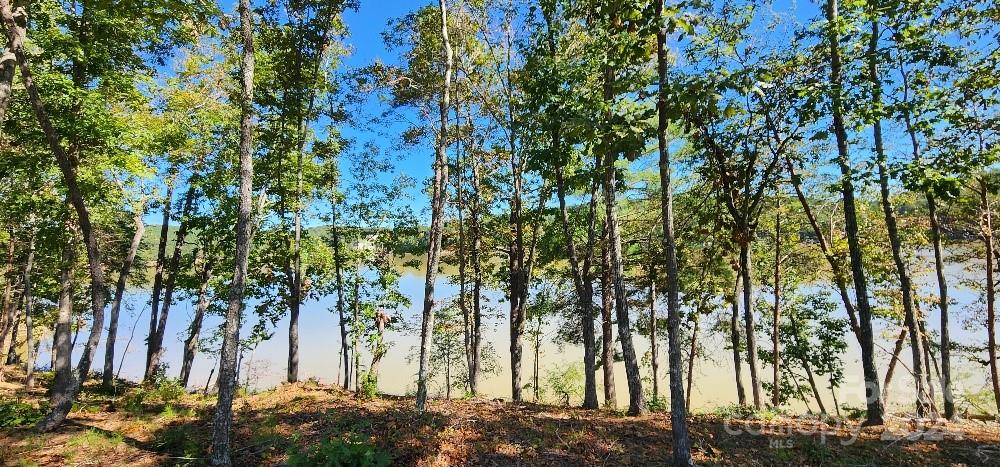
xmin=155 ymin=424 xmax=203 ymax=460
xmin=287 ymin=437 xmax=392 ymax=467
xmin=150 ymin=378 xmax=186 ymax=404
xmin=0 ymin=399 xmax=46 ymax=428
xmin=645 ymin=396 xmax=669 ymax=414
xmin=359 ymin=372 xmax=379 ymax=400
xmin=546 ymin=363 xmax=583 ymax=406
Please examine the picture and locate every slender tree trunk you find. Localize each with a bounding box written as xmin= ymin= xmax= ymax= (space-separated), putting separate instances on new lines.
xmin=22 ymin=233 xmax=35 ymax=389
xmin=603 ymin=172 xmax=645 ymax=416
xmin=52 ymin=229 xmax=76 ymax=396
xmin=210 ymin=0 xmax=255 ymax=460
xmin=180 ymin=255 xmax=213 ymax=387
xmin=980 ymin=177 xmax=1000 ymax=414
xmin=739 ymin=241 xmax=763 ymax=409
xmin=869 ymin=15 xmax=926 ymax=416
xmin=803 ymin=361 xmax=827 ymax=414
xmin=786 ymin=159 xmax=861 ymax=336
xmin=416 ymin=0 xmax=452 ymax=412
xmin=145 ymin=176 xmax=175 ymax=382
xmin=0 ymin=229 xmax=15 ymax=382
xmin=601 ymin=57 xmax=644 ymax=415
xmin=545 ymin=7 xmax=598 ymax=411
xmin=288 ymin=118 xmax=305 ymax=385
xmin=147 ymin=185 xmax=196 ymax=381
xmin=352 ymin=279 xmax=360 ymax=394
xmin=926 ymin=194 xmax=955 ymax=419
xmin=772 ymin=202 xmax=782 ymax=408
xmin=454 ymin=91 xmax=471 ymax=395
xmin=919 ymin=318 xmax=938 ymax=413
xmin=648 ymin=265 xmax=659 ymax=399
xmin=534 ymin=316 xmax=541 ymax=402
xmin=556 ymin=162 xmax=599 ymax=409
xmin=731 ymin=274 xmax=747 ymax=405
xmin=4 ymin=306 xmax=20 ymax=365
xmin=685 ymin=313 xmax=699 ymax=413
xmin=331 ymin=200 xmax=350 ymax=390
xmin=104 ymin=207 xmax=145 ymax=390
xmin=2 ymin=0 xmax=107 ymax=431
xmin=467 ymin=100 xmax=484 ymax=396
xmin=600 ymin=230 xmax=617 ymax=408
xmin=469 ymin=138 xmax=483 ymax=397
xmin=882 ymin=328 xmax=907 ymax=404
xmin=656 ymin=15 xmax=691 ymax=457
xmin=826 ymin=0 xmax=884 ymax=425
xmin=0 ymin=21 xmax=15 ymax=129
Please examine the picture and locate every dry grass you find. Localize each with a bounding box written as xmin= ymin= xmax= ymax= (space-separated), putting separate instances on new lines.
xmin=1 ymin=367 xmax=999 ymax=466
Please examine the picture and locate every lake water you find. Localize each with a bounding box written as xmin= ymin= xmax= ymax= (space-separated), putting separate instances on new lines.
xmin=33 ymin=256 xmax=995 ymax=413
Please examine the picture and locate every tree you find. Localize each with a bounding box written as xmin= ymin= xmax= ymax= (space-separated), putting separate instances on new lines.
xmin=823 ymin=0 xmax=884 ymax=425
xmin=210 ymin=0 xmax=256 ymax=461
xmin=415 ymin=0 xmax=454 ymax=412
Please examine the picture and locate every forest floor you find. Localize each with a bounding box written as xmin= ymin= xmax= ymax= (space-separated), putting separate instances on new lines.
xmin=2 ymin=367 xmax=1000 ymax=466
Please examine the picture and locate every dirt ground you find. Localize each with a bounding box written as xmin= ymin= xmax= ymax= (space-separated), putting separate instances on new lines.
xmin=2 ymin=367 xmax=999 ymax=466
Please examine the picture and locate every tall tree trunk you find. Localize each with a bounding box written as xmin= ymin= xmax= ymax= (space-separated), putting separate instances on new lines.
xmin=803 ymin=361 xmax=827 ymax=414
xmin=602 ymin=155 xmax=645 ymax=416
xmin=739 ymin=240 xmax=763 ymax=409
xmin=600 ymin=229 xmax=617 ymax=408
xmin=415 ymin=0 xmax=452 ymax=412
xmin=352 ymin=279 xmax=361 ymax=394
xmin=103 ymin=206 xmax=145 ymax=391
xmin=685 ymin=313 xmax=699 ymax=412
xmin=546 ymin=11 xmax=598 ymax=410
xmin=919 ymin=318 xmax=938 ymax=413
xmin=52 ymin=228 xmax=76 ymax=396
xmin=555 ymin=161 xmax=599 ymax=409
xmin=927 ymin=193 xmax=955 ymax=418
xmin=882 ymin=328 xmax=907 ymax=404
xmin=469 ymin=131 xmax=483 ymax=397
xmin=464 ymin=100 xmax=484 ymax=396
xmin=2 ymin=0 xmax=107 ymax=431
xmin=288 ymin=120 xmax=305 ymax=385
xmin=772 ymin=201 xmax=782 ymax=408
xmin=145 ymin=176 xmax=175 ymax=381
xmin=0 ymin=23 xmax=15 ymax=129
xmin=825 ymin=0 xmax=884 ymax=425
xmin=730 ymin=274 xmax=747 ymax=405
xmin=648 ymin=264 xmax=659 ymax=399
xmin=180 ymin=254 xmax=213 ymax=387
xmin=454 ymin=90 xmax=471 ymax=395
xmin=980 ymin=177 xmax=1000 ymax=414
xmin=210 ymin=0 xmax=255 ymax=461
xmin=22 ymin=232 xmax=35 ymax=389
xmin=868 ymin=15 xmax=927 ymax=416
xmin=656 ymin=12 xmax=691 ymax=458
xmin=147 ymin=185 xmax=196 ymax=381
xmin=0 ymin=228 xmax=15 ymax=382
xmin=331 ymin=200 xmax=350 ymax=390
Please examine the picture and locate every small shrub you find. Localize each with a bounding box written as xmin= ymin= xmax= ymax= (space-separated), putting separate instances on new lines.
xmin=645 ymin=396 xmax=669 ymax=413
xmin=0 ymin=399 xmax=45 ymax=427
xmin=841 ymin=405 xmax=866 ymax=420
xmin=359 ymin=373 xmax=379 ymax=400
xmin=288 ymin=437 xmax=392 ymax=467
xmin=546 ymin=363 xmax=583 ymax=406
xmin=120 ymin=388 xmax=148 ymax=414
xmin=150 ymin=378 xmax=185 ymax=404
xmin=155 ymin=424 xmax=202 ymax=460
xmin=713 ymin=403 xmax=757 ymax=419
